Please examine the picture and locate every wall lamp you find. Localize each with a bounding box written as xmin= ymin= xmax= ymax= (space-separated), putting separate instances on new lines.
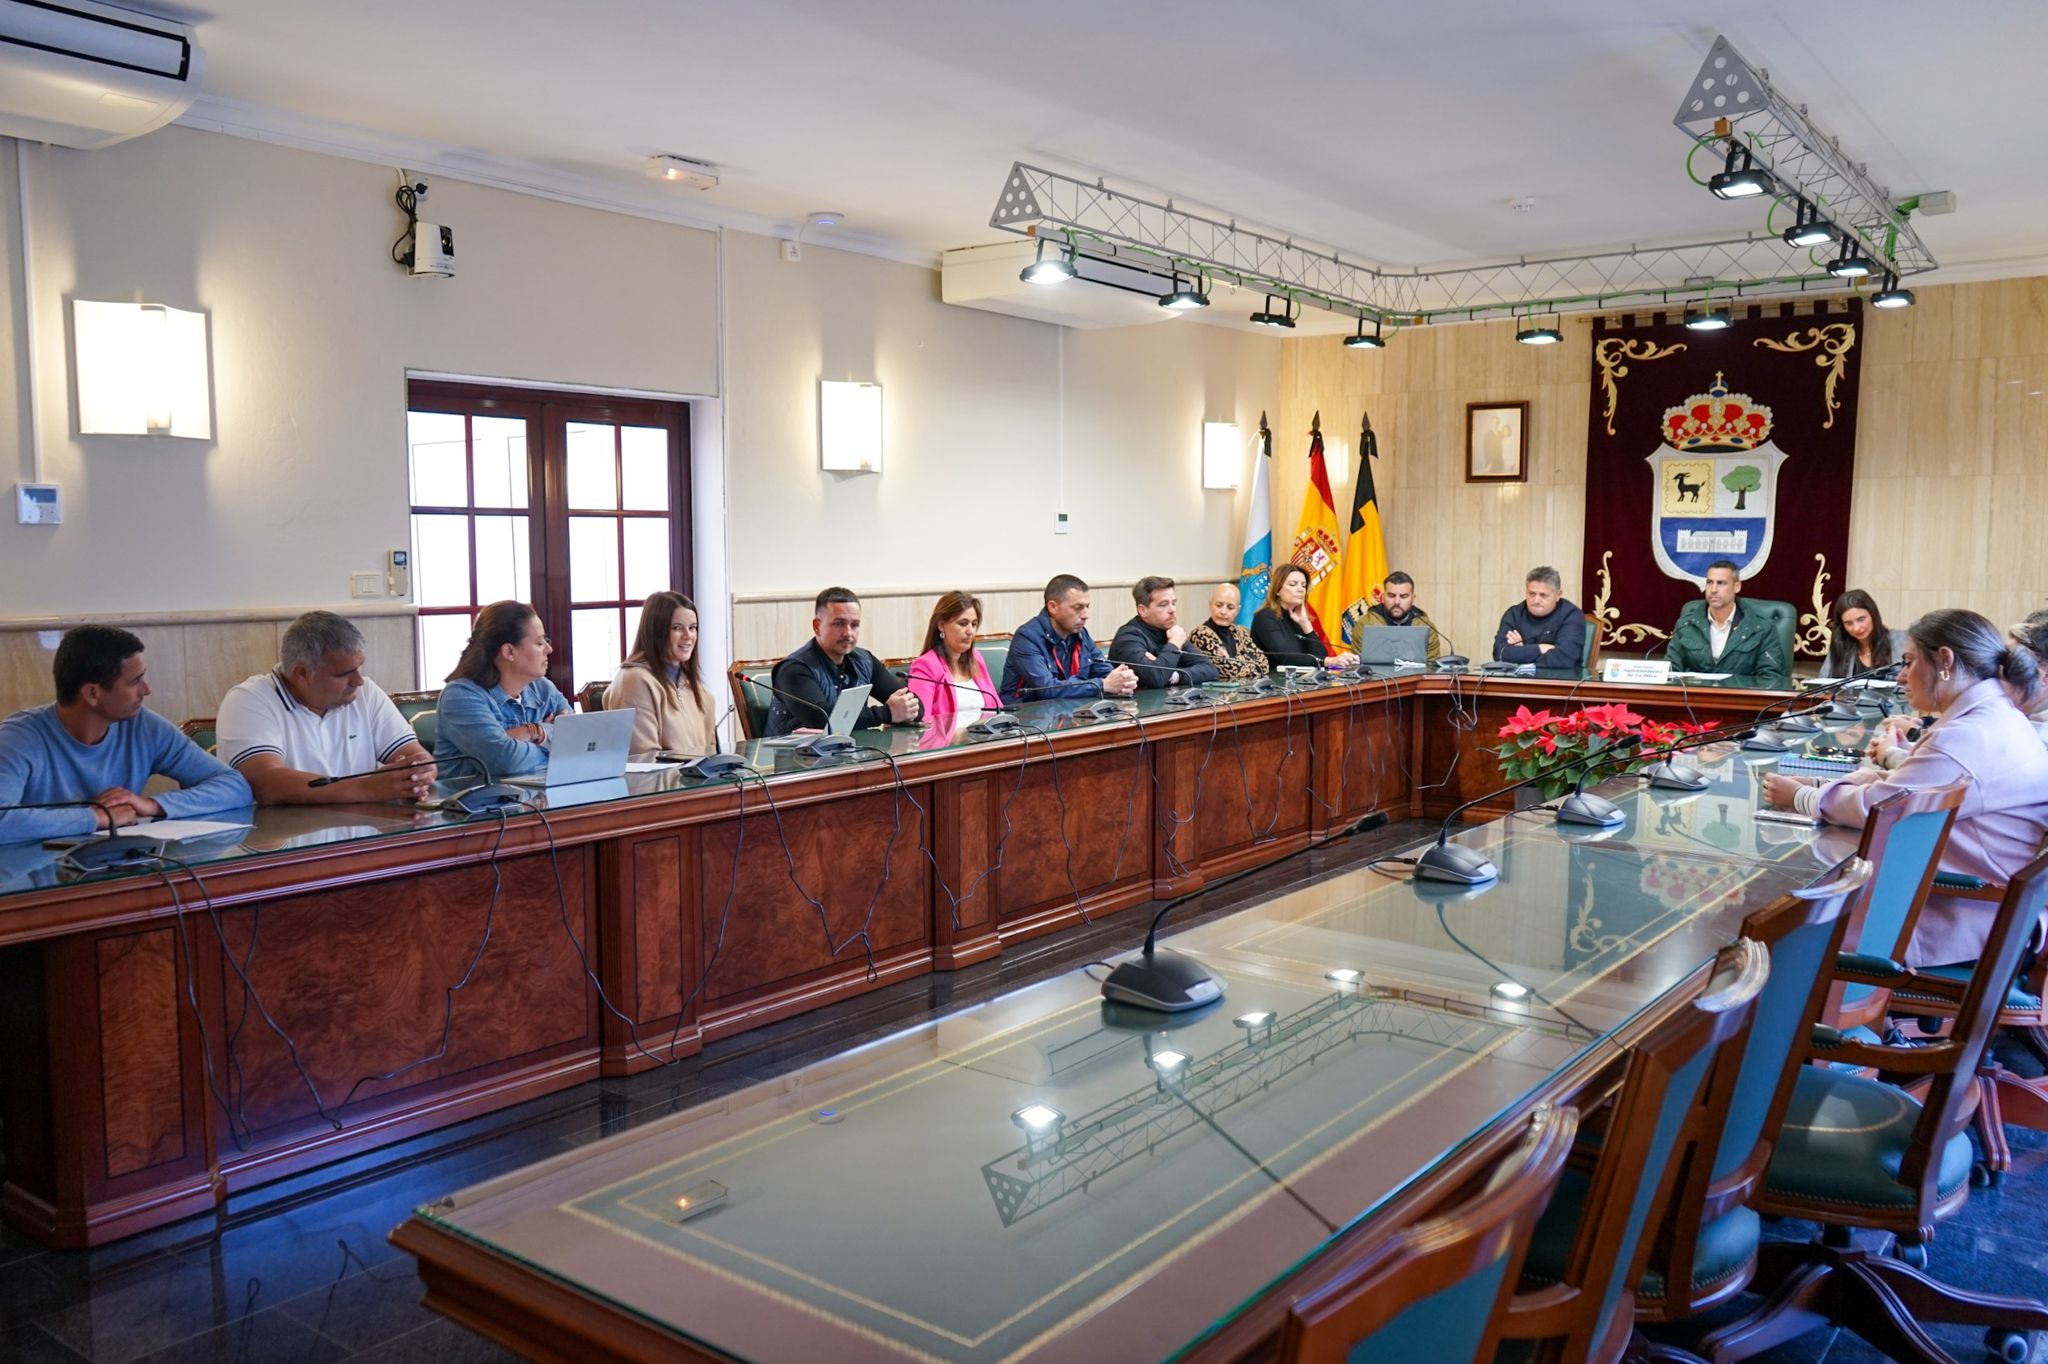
xmin=1781 ymin=198 xmax=1836 ymax=248
xmin=1019 ymin=236 xmax=1076 ymax=284
xmin=72 ymin=299 xmax=212 ymax=438
xmin=1202 ymin=421 xmax=1241 ymax=489
xmin=1249 ymin=294 xmax=1298 ymax=329
xmin=819 ymin=379 xmax=883 ymax=472
xmin=1343 ymin=316 xmax=1386 ymax=349
xmin=1707 ymin=141 xmax=1773 ymax=200
xmin=1870 ymin=273 xmax=1916 ymax=309
xmin=1159 ymin=268 xmax=1209 ymax=310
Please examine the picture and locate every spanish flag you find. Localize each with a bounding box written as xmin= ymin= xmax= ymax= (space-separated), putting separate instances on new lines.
xmin=1289 ymin=412 xmax=1346 ymax=637
xmin=1338 ymin=410 xmax=1391 ymax=646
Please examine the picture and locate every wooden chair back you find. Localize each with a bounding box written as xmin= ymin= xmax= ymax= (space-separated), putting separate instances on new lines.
xmin=1276 ymin=1104 xmax=1578 ymax=1364
xmin=179 ymin=716 xmax=218 ymax=755
xmin=726 ymin=658 xmax=780 ymax=739
xmin=1502 ymin=939 xmax=1767 ymax=1362
xmin=1648 ymin=859 xmax=1872 ymax=1319
xmin=1822 ymin=784 xmax=1965 ymax=1032
xmin=577 ymin=680 xmax=607 ymax=712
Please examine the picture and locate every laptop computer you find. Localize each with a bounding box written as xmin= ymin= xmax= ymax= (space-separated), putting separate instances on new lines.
xmin=1353 ymin=625 xmax=1430 ymax=667
xmin=506 ymin=709 xmax=636 ymax=787
xmin=760 ymin=684 xmax=872 ymax=746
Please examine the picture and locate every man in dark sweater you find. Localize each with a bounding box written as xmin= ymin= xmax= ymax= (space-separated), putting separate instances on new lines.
xmin=1109 ymin=577 xmax=1222 ymax=689
xmin=766 ymin=587 xmax=922 ymax=736
xmin=1491 ymin=565 xmax=1588 ymax=666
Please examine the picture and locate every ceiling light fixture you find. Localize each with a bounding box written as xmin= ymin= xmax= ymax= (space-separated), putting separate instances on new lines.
xmin=1707 ymin=141 xmax=1773 ymax=200
xmin=1249 ymin=294 xmax=1298 ymax=329
xmin=1827 ymin=241 xmax=1877 ymax=279
xmin=1684 ymin=298 xmax=1732 ymax=330
xmin=645 ymin=154 xmax=719 ymax=190
xmin=1343 ymin=316 xmax=1386 ymax=348
xmin=1159 ymin=268 xmax=1209 ymax=310
xmin=1871 ymin=273 xmax=1916 ymax=308
xmin=1019 ymin=236 xmax=1076 ymax=284
xmin=1491 ymin=981 xmax=1530 ymax=1001
xmin=1515 ymin=316 xmax=1562 ymax=345
xmin=1781 ymin=199 xmax=1835 ymax=249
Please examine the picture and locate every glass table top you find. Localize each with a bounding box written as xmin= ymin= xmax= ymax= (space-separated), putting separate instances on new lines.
xmin=0 ymin=669 xmax=1805 ymax=901
xmin=403 ymin=778 xmax=1832 ymax=1364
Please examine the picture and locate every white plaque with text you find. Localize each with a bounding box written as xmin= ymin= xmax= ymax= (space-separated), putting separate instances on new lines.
xmin=1602 ymin=659 xmax=1673 ymax=684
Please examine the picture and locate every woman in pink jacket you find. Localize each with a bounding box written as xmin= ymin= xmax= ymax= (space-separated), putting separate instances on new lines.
xmin=1764 ymin=608 xmax=2048 ymax=965
xmin=906 ymin=591 xmax=1004 ymax=732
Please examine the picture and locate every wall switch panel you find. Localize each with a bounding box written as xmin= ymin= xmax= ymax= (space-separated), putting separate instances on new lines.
xmin=351 ymin=572 xmax=384 ymax=598
xmin=15 ymin=483 xmax=60 ymax=525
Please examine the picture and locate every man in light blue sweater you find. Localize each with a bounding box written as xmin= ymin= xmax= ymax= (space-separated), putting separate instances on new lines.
xmin=0 ymin=625 xmax=252 ymax=844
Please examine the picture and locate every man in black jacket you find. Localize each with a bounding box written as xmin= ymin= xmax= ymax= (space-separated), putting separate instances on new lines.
xmin=1491 ymin=565 xmax=1588 ymax=666
xmin=1110 ymin=577 xmax=1222 ymax=689
xmin=766 ymin=587 xmax=923 ymax=736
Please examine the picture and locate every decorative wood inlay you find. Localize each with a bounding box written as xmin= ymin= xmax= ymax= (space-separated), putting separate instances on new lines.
xmin=96 ymin=930 xmax=186 ymax=1178
xmin=631 ymin=837 xmax=685 ymax=1023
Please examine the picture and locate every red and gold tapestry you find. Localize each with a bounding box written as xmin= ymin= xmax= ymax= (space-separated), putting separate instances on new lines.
xmin=1580 ymin=301 xmax=1862 ymax=657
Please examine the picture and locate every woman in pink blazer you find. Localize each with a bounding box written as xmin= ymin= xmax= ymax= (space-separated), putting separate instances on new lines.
xmin=1765 ymin=609 xmax=2048 ymax=965
xmin=907 ymin=590 xmax=1004 ymax=732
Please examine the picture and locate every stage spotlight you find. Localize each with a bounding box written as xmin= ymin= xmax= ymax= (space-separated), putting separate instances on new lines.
xmin=1343 ymin=316 xmax=1386 ymax=348
xmin=1159 ymin=270 xmax=1208 ymax=310
xmin=1684 ymin=302 xmax=1732 ymax=331
xmin=1871 ymin=273 xmax=1916 ymax=308
xmin=1708 ymin=142 xmax=1773 ymax=200
xmin=1515 ymin=318 xmax=1562 ymax=346
xmin=1782 ymin=199 xmax=1835 ymax=248
xmin=1827 ymin=241 xmax=1877 ymax=278
xmin=1019 ymin=237 xmax=1075 ymax=284
xmin=1249 ymin=294 xmax=1298 ymax=329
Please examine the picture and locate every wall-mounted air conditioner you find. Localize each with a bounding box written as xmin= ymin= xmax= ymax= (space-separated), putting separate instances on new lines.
xmin=0 ymin=0 xmax=201 ymax=150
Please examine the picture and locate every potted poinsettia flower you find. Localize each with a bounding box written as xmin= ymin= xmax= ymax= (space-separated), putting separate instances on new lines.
xmin=1493 ymin=702 xmax=1714 ymax=803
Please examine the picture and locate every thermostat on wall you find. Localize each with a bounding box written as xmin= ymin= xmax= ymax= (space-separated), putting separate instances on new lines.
xmin=15 ymin=483 xmax=60 ymax=525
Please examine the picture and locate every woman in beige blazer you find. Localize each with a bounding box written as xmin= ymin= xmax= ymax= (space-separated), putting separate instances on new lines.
xmin=608 ymin=592 xmax=719 ymax=756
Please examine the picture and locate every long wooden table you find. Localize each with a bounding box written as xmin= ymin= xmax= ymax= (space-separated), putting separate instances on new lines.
xmin=0 ymin=671 xmax=1793 ymax=1248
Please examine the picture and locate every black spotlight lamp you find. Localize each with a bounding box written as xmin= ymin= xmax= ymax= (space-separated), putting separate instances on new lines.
xmin=1158 ymin=268 xmax=1208 ymax=310
xmin=1019 ymin=236 xmax=1076 ymax=284
xmin=1515 ymin=315 xmax=1562 ymax=346
xmin=1707 ymin=141 xmax=1773 ymax=200
xmin=1871 ymin=272 xmax=1916 ymax=309
xmin=1343 ymin=315 xmax=1386 ymax=349
xmin=1249 ymin=294 xmax=1298 ymax=329
xmin=1684 ymin=295 xmax=1732 ymax=331
xmin=1827 ymin=239 xmax=1877 ymax=278
xmin=1782 ymin=198 xmax=1835 ymax=248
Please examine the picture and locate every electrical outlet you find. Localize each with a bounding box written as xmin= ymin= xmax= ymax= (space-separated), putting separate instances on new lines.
xmin=351 ymin=572 xmax=383 ymax=598
xmin=781 ymin=240 xmax=801 ymax=262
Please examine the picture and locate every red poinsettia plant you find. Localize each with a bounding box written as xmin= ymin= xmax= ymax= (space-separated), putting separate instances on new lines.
xmin=1494 ymin=702 xmax=1716 ymax=802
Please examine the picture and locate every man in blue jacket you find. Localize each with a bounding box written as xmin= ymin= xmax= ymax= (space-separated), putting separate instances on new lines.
xmin=1491 ymin=566 xmax=1588 ymax=667
xmin=0 ymin=625 xmax=252 ymax=844
xmin=1001 ymin=574 xmax=1139 ymax=705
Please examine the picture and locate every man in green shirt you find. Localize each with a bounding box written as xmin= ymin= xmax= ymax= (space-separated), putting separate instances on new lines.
xmin=1344 ymin=571 xmax=1444 ymax=663
xmin=1664 ymin=559 xmax=1791 ymax=687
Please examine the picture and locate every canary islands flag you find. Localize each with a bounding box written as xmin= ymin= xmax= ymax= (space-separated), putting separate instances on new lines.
xmin=1235 ymin=413 xmax=1273 ymax=626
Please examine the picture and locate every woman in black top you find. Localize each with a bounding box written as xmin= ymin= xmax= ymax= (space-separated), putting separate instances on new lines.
xmin=1250 ymin=565 xmax=1357 ymax=669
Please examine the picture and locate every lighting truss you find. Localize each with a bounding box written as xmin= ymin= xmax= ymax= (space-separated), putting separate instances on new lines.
xmin=1674 ymin=34 xmax=1935 ymax=279
xmin=987 ymin=36 xmax=1935 ymax=327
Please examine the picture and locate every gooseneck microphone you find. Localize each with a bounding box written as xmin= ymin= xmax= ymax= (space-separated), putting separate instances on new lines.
xmin=1101 ymin=810 xmax=1391 ymax=1013
xmin=306 ymin=754 xmax=475 ymax=788
xmin=1632 ymin=719 xmax=1764 ymax=791
xmin=1740 ymin=660 xmax=1903 ymax=753
xmin=0 ymin=799 xmax=163 ymax=870
xmin=1417 ymin=737 xmax=1670 ymax=885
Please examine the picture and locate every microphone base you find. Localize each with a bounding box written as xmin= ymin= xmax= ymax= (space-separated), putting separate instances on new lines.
xmin=62 ymin=837 xmax=165 ymax=871
xmin=1555 ymin=792 xmax=1626 ymax=827
xmin=448 ymin=783 xmax=533 ymax=815
xmin=794 ymin=734 xmax=859 ymax=759
xmin=1100 ymin=950 xmax=1225 ymax=1012
xmin=1741 ymin=732 xmax=1793 ymax=754
xmin=1773 ymin=714 xmax=1822 ymax=734
xmin=1415 ymin=841 xmax=1499 ymax=885
xmin=1645 ymin=760 xmax=1711 ymax=791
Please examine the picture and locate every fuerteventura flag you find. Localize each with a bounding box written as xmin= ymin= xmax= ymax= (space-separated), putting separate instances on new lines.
xmin=1338 ymin=410 xmax=1391 ymax=646
xmin=1289 ymin=411 xmax=1346 ymax=636
xmin=1235 ymin=412 xmax=1273 ymax=625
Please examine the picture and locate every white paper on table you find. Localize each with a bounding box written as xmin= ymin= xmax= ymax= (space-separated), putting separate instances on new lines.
xmin=624 ymin=761 xmax=674 ymax=773
xmin=1667 ymin=670 xmax=1733 ymax=680
xmin=125 ymin=819 xmax=254 ymax=841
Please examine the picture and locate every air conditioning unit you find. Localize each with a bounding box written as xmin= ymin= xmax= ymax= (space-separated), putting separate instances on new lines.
xmin=0 ymin=0 xmax=202 ymax=150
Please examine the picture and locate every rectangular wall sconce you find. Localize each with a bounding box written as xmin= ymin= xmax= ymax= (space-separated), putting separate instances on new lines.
xmin=819 ymin=379 xmax=883 ymax=473
xmin=72 ymin=299 xmax=212 ymax=439
xmin=1202 ymin=420 xmax=1241 ymax=489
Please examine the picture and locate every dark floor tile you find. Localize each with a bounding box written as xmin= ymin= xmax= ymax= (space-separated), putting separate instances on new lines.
xmin=343 ymin=1317 xmax=521 ymax=1364
xmin=274 ymin=1264 xmax=436 ymax=1354
xmin=122 ymin=1304 xmax=349 ymax=1364
xmin=0 ymin=1326 xmax=94 ymax=1364
xmin=32 ymin=1257 xmax=266 ymax=1364
xmin=0 ymin=1258 xmax=68 ymax=1333
xmin=0 ymin=1222 xmax=45 ymax=1269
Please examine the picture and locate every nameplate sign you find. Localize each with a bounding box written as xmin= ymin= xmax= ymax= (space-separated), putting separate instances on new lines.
xmin=1601 ymin=659 xmax=1673 ymax=684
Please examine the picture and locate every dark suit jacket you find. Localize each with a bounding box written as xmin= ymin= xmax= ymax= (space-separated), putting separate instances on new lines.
xmin=1664 ymin=600 xmax=1791 ymax=687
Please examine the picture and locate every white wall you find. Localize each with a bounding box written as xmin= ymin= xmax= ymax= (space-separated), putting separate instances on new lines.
xmin=722 ymin=230 xmax=1277 ymax=599
xmin=0 ymin=127 xmax=720 ymax=616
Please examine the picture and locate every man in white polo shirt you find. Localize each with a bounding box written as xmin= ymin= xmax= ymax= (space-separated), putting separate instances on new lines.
xmin=215 ymin=611 xmax=436 ymax=803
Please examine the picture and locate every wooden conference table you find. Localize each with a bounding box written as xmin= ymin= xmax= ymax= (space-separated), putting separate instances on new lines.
xmin=0 ymin=666 xmax=1843 ymax=1250
xmin=388 ymin=714 xmax=1870 ymax=1362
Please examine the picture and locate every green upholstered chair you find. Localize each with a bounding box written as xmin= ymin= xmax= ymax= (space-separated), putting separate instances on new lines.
xmin=1512 ymin=853 xmax=1869 ymax=1351
xmin=971 ymin=632 xmax=1013 ymax=688
xmin=1740 ymin=598 xmax=1798 ymax=673
xmin=577 ymin=680 xmax=607 ymax=712
xmin=1699 ymin=849 xmax=2048 ymax=1363
xmin=410 ymin=708 xmax=438 ymax=753
xmin=727 ymin=659 xmax=778 ymax=740
xmin=1499 ymin=938 xmax=1767 ymax=1363
xmin=179 ymin=717 xmax=217 ymax=755
xmin=1815 ymin=784 xmax=1964 ymax=1041
xmin=389 ymin=689 xmax=440 ymax=723
xmin=1274 ymin=1105 xmax=1578 ymax=1364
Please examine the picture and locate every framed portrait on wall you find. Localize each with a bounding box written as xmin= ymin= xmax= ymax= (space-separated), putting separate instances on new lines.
xmin=1465 ymin=401 xmax=1529 ymax=483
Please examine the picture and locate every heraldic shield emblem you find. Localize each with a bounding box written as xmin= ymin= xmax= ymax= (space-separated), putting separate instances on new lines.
xmin=1644 ymin=372 xmax=1786 ymax=587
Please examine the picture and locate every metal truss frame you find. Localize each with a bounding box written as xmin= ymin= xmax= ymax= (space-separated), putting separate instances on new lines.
xmin=986 ymin=35 xmax=1935 ymax=327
